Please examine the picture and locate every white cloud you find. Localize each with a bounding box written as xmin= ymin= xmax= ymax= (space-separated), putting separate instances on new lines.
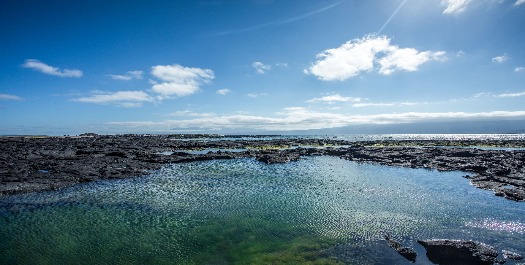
xmin=306 ymin=94 xmax=362 ymax=104
xmin=108 ymin=70 xmax=143 ymax=81
xmin=0 ymin=94 xmax=23 ymax=101
xmin=216 ymin=89 xmax=231 ymax=95
xmin=150 ymin=64 xmax=214 ymax=97
xmin=22 ymin=59 xmax=83 ymax=78
xmin=305 ymin=35 xmax=446 ymax=81
xmin=514 ymin=67 xmax=525 ymax=72
xmin=456 ymin=50 xmax=466 ymax=57
xmin=110 ymin=108 xmax=525 ymax=131
xmin=252 ymin=62 xmax=272 ymax=74
xmin=473 ymin=92 xmax=491 ymax=98
xmin=108 ymin=74 xmax=132 ymax=81
xmin=352 ymin=101 xmax=424 ymax=108
xmin=492 ymin=55 xmax=509 ymax=63
xmin=495 ymin=91 xmax=525 ymax=98
xmin=352 ymin=102 xmax=396 ymax=107
xmin=442 ymin=0 xmax=471 ymax=14
xmin=169 ymin=110 xmax=215 ymax=117
xmin=515 ymin=0 xmax=525 ymax=5
xmin=247 ymin=93 xmax=268 ymax=98
xmin=73 ymin=90 xmax=154 ymax=107
xmin=379 ymin=49 xmax=446 ymax=75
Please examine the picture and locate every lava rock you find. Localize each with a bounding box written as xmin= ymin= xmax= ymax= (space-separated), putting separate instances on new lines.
xmin=417 ymin=239 xmax=501 ymax=265
xmin=384 ymin=234 xmax=417 ymax=263
xmin=502 ymin=250 xmax=523 ymax=260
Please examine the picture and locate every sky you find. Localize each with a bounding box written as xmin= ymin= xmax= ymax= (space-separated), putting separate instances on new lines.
xmin=1 ymin=0 xmax=525 ymax=135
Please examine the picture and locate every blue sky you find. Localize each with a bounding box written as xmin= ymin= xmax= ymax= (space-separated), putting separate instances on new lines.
xmin=1 ymin=0 xmax=525 ymax=135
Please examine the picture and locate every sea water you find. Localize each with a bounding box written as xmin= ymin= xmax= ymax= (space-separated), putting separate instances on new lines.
xmin=1 ymin=156 xmax=524 ymax=264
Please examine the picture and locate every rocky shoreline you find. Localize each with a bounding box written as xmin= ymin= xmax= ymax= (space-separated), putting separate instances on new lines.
xmin=1 ymin=134 xmax=524 ymax=201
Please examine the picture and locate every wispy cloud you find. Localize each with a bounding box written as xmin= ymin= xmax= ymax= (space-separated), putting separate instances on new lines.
xmin=210 ymin=1 xmax=343 ymax=36
xmin=150 ymin=64 xmax=214 ymax=97
xmin=352 ymin=102 xmax=424 ymax=108
xmin=22 ymin=59 xmax=83 ymax=78
xmin=306 ymin=94 xmax=362 ymax=104
xmin=107 ymin=70 xmax=143 ymax=81
xmin=515 ymin=0 xmax=525 ymax=6
xmin=252 ymin=62 xmax=272 ymax=74
xmin=168 ymin=110 xmax=215 ymax=117
xmin=470 ymin=91 xmax=525 ymax=98
xmin=305 ymin=35 xmax=446 ymax=81
xmin=0 ymin=93 xmax=23 ymax=101
xmin=247 ymin=93 xmax=268 ymax=98
xmin=514 ymin=67 xmax=525 ymax=72
xmin=73 ymin=90 xmax=154 ymax=107
xmin=494 ymin=91 xmax=525 ymax=98
xmin=216 ymin=89 xmax=231 ymax=95
xmin=442 ymin=0 xmax=471 ymax=14
xmin=110 ymin=108 xmax=525 ymax=131
xmin=492 ymin=55 xmax=509 ymax=63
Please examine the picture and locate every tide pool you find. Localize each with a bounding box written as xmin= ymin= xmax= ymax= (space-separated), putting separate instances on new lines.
xmin=1 ymin=156 xmax=524 ymax=264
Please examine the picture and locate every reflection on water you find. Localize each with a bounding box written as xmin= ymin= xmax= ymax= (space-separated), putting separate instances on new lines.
xmin=1 ymin=156 xmax=524 ymax=264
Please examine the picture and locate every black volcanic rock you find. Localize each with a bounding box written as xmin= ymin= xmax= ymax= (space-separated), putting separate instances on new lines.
xmin=384 ymin=234 xmax=417 ymax=262
xmin=417 ymin=239 xmax=501 ymax=265
xmin=502 ymin=250 xmax=522 ymax=260
xmin=1 ymin=135 xmax=525 ymax=201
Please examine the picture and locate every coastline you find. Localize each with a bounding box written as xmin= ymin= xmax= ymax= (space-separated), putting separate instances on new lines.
xmin=1 ymin=134 xmax=524 ymax=201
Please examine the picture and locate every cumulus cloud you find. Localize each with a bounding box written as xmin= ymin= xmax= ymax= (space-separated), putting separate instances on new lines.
xmin=22 ymin=59 xmax=83 ymax=78
xmin=442 ymin=0 xmax=471 ymax=14
xmin=216 ymin=89 xmax=231 ymax=95
xmin=108 ymin=70 xmax=143 ymax=81
xmin=305 ymin=35 xmax=446 ymax=81
xmin=0 ymin=94 xmax=23 ymax=101
xmin=492 ymin=55 xmax=509 ymax=63
xmin=379 ymin=50 xmax=446 ymax=75
xmin=150 ymin=64 xmax=214 ymax=97
xmin=110 ymin=108 xmax=525 ymax=131
xmin=73 ymin=90 xmax=154 ymax=107
xmin=252 ymin=62 xmax=272 ymax=74
xmin=306 ymin=94 xmax=362 ymax=104
xmin=515 ymin=0 xmax=525 ymax=5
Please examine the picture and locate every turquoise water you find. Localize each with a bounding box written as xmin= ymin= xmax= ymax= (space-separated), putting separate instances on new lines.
xmin=1 ymin=156 xmax=524 ymax=264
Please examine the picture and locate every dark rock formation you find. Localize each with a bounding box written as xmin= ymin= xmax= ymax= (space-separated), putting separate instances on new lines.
xmin=255 ymin=151 xmax=301 ymax=164
xmin=502 ymin=250 xmax=523 ymax=260
xmin=1 ymin=134 xmax=525 ymax=201
xmin=383 ymin=234 xmax=417 ymax=262
xmin=417 ymin=239 xmax=502 ymax=265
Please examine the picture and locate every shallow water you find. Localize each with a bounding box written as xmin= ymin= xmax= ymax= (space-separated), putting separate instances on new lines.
xmin=1 ymin=156 xmax=524 ymax=264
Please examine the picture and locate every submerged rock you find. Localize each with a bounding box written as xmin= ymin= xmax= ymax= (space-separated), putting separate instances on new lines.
xmin=383 ymin=234 xmax=417 ymax=263
xmin=417 ymin=239 xmax=502 ymax=265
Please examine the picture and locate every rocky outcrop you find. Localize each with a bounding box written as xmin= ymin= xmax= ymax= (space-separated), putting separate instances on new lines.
xmin=384 ymin=234 xmax=417 ymax=262
xmin=502 ymin=250 xmax=523 ymax=260
xmin=1 ymin=135 xmax=525 ymax=201
xmin=417 ymin=239 xmax=503 ymax=265
xmin=255 ymin=151 xmax=301 ymax=164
